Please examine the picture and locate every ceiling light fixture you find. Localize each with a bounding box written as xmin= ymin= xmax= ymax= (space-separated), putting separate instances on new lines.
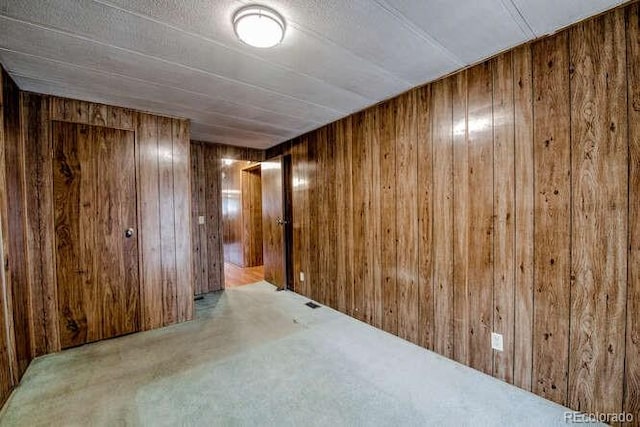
xmin=233 ymin=5 xmax=286 ymax=48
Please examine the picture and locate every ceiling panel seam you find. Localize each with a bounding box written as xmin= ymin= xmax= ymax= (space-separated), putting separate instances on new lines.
xmin=286 ymin=21 xmax=414 ymax=87
xmin=0 ymin=47 xmax=330 ymax=129
xmin=0 ymin=14 xmax=348 ymax=116
xmin=502 ymin=0 xmax=536 ymax=37
xmin=5 ymin=57 xmax=304 ymax=137
xmin=92 ymin=0 xmax=377 ymax=104
xmin=371 ymin=0 xmax=465 ymax=67
xmin=7 ymin=70 xmax=290 ymax=141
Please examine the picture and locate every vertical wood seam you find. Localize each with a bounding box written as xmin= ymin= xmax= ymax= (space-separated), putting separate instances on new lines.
xmin=566 ymin=32 xmax=573 ymax=406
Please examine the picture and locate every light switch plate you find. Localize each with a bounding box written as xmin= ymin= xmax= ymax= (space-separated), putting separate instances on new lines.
xmin=198 ymin=216 xmax=205 ymax=225
xmin=491 ymin=332 xmax=503 ymax=352
xmin=299 ymin=272 xmax=305 ymax=282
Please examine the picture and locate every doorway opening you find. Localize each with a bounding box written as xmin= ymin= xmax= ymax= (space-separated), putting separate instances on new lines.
xmin=220 ymin=155 xmax=292 ymax=290
xmin=221 ymin=159 xmax=265 ymax=287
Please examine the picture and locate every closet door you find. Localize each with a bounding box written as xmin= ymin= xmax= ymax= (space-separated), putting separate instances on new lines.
xmin=53 ymin=122 xmax=139 ymax=349
xmin=95 ymin=126 xmax=139 ymax=339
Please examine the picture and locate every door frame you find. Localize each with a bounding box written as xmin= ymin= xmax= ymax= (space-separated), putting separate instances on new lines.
xmin=281 ymin=154 xmax=294 ymax=291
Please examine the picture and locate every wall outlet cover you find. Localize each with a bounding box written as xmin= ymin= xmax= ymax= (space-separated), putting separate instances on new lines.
xmin=491 ymin=332 xmax=504 ymax=352
xmin=299 ymin=272 xmax=305 ymax=282
xmin=198 ymin=215 xmax=205 ymax=225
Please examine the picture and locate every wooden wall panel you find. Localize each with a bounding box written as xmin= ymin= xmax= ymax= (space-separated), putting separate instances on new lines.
xmin=416 ymin=85 xmax=434 ymax=350
xmin=291 ymin=137 xmax=306 ymax=295
xmin=625 ymin=3 xmax=640 ymax=421
xmin=395 ymin=91 xmax=419 ymax=343
xmin=531 ymin=33 xmax=571 ymax=405
xmin=3 ymin=70 xmax=31 ymax=380
xmin=466 ymin=63 xmax=494 ymax=376
xmin=568 ymin=9 xmax=628 ymax=413
xmin=513 ymin=45 xmax=535 ymax=392
xmin=367 ymin=109 xmax=382 ymax=329
xmin=21 ymin=94 xmax=59 ymax=356
xmin=335 ymin=119 xmax=353 ymax=315
xmin=205 ymin=147 xmax=224 ymax=291
xmin=315 ymin=126 xmax=329 ymax=305
xmin=324 ymin=124 xmax=338 ymax=308
xmin=241 ymin=165 xmax=263 ymax=267
xmin=137 ymin=114 xmax=163 ymax=330
xmin=432 ymin=77 xmax=455 ymax=359
xmin=0 ymin=68 xmax=17 ymax=405
xmin=221 ymin=160 xmax=243 ymax=266
xmin=492 ymin=52 xmax=516 ymax=384
xmin=173 ymin=120 xmax=193 ymax=322
xmin=158 ymin=117 xmax=178 ymax=326
xmin=452 ymin=70 xmax=469 ymax=366
xmin=350 ymin=113 xmax=368 ymax=321
xmin=380 ymin=100 xmax=397 ymax=335
xmin=190 ymin=143 xmax=207 ymax=295
xmin=267 ymin=3 xmax=639 ymax=419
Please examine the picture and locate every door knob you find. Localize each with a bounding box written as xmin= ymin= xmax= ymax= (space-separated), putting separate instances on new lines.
xmin=125 ymin=228 xmax=135 ymax=238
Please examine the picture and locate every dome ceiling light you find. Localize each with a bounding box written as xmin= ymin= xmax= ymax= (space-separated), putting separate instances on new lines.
xmin=233 ymin=5 xmax=286 ymax=48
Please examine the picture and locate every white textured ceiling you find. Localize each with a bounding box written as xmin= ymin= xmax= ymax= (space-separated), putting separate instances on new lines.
xmin=0 ymin=0 xmax=627 ymax=148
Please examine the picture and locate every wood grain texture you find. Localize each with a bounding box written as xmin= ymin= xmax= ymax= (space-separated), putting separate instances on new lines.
xmin=291 ymin=137 xmax=306 ymax=295
xmin=204 ymin=145 xmax=224 ymax=291
xmin=221 ymin=160 xmax=243 ymax=266
xmin=21 ymin=93 xmax=60 ymax=356
xmin=416 ymin=85 xmax=434 ymax=350
xmin=625 ymin=3 xmax=640 ymax=421
xmin=53 ymin=122 xmax=98 ymax=348
xmin=367 ymin=109 xmax=382 ymax=329
xmin=95 ymin=126 xmax=140 ymax=338
xmin=492 ymin=52 xmax=516 ymax=384
xmin=432 ymin=77 xmax=455 ymax=359
xmin=466 ymin=63 xmax=494 ymax=376
xmin=324 ymin=124 xmax=338 ymax=308
xmin=350 ymin=112 xmax=366 ymax=321
xmin=190 ymin=143 xmax=206 ymax=295
xmin=0 ymin=68 xmax=16 ymax=404
xmin=241 ymin=165 xmax=263 ymax=267
xmin=261 ymin=159 xmax=285 ymax=288
xmin=513 ymin=44 xmax=535 ymax=392
xmin=532 ymin=33 xmax=572 ymax=405
xmin=568 ymin=9 xmax=628 ymax=414
xmin=137 ymin=113 xmax=163 ymax=330
xmin=396 ymin=90 xmax=419 ymax=343
xmin=3 ymin=71 xmax=31 ymax=379
xmin=173 ymin=120 xmax=193 ymax=322
xmin=335 ymin=118 xmax=353 ymax=314
xmin=452 ymin=70 xmax=470 ymax=366
xmin=379 ymin=99 xmax=397 ymax=335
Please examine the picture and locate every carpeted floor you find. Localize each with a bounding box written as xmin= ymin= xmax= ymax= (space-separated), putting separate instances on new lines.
xmin=0 ymin=282 xmax=593 ymax=426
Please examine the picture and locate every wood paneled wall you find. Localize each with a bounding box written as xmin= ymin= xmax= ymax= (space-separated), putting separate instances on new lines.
xmin=18 ymin=93 xmax=194 ymax=355
xmin=277 ymin=4 xmax=640 ymax=420
xmin=241 ymin=166 xmax=263 ymax=267
xmin=221 ymin=160 xmax=244 ymax=265
xmin=190 ymin=141 xmax=263 ymax=294
xmin=0 ymin=67 xmax=27 ymax=406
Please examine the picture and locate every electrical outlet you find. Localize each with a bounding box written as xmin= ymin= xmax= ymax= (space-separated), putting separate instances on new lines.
xmin=198 ymin=216 xmax=205 ymax=225
xmin=299 ymin=272 xmax=305 ymax=282
xmin=491 ymin=332 xmax=503 ymax=352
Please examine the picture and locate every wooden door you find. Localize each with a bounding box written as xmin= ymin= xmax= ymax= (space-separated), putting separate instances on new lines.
xmin=53 ymin=122 xmax=139 ymax=348
xmin=261 ymin=159 xmax=285 ymax=288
